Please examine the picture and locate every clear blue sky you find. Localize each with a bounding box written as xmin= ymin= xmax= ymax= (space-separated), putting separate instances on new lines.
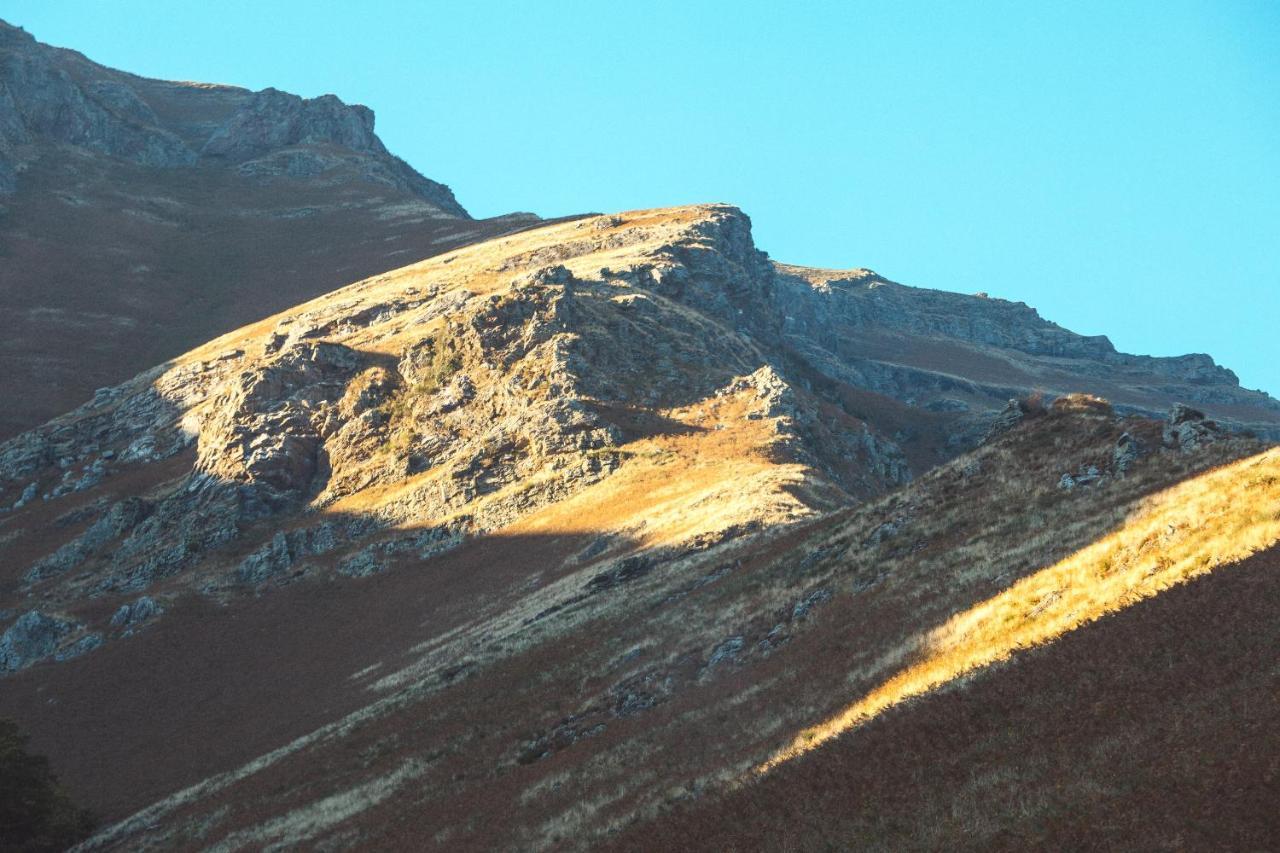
xmin=8 ymin=0 xmax=1279 ymax=395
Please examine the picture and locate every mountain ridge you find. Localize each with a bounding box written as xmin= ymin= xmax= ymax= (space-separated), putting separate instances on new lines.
xmin=0 ymin=18 xmax=463 ymax=212
xmin=0 ymin=18 xmax=555 ymax=441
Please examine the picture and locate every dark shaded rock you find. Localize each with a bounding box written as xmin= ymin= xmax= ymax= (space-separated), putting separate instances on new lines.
xmin=586 ymin=555 xmax=654 ymax=593
xmin=110 ymin=596 xmax=163 ymax=633
xmin=792 ymin=588 xmax=833 ymax=621
xmin=0 ymin=610 xmax=76 ymax=674
xmin=1113 ymin=432 xmax=1141 ymax=474
xmin=54 ymin=633 xmax=102 ymax=661
xmin=982 ymin=399 xmax=1025 ymax=443
xmin=338 ymin=549 xmax=387 ymax=578
xmin=1163 ymin=403 xmax=1220 ymax=452
xmin=706 ymin=636 xmax=745 ymax=669
xmin=236 ymin=532 xmax=293 ymax=585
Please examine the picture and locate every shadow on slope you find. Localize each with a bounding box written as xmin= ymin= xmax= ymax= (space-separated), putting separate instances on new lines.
xmin=59 ymin=408 xmax=1278 ymax=850
xmin=0 ymin=526 xmax=637 ymax=821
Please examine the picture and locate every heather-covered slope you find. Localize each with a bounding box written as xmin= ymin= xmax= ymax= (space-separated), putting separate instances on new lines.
xmin=621 ymin=543 xmax=1280 ymax=851
xmin=34 ymin=395 xmax=1279 ymax=851
xmin=0 ymin=204 xmax=1277 ymax=850
xmin=0 ymin=18 xmax=545 ymax=440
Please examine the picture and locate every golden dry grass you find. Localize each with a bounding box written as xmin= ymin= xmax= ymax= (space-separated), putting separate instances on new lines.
xmin=760 ymin=446 xmax=1280 ymax=771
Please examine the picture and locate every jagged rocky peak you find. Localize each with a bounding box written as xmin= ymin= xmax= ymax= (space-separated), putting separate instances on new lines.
xmin=200 ymin=87 xmax=385 ymax=160
xmin=0 ymin=17 xmax=465 ymax=214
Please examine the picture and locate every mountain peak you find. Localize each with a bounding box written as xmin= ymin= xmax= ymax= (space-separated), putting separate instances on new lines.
xmin=0 ymin=18 xmax=556 ymax=441
xmin=0 ymin=18 xmax=464 ymax=214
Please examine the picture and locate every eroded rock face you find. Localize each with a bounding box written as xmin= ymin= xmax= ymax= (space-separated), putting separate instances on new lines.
xmin=0 ymin=610 xmax=77 ymax=674
xmin=1163 ymin=403 xmax=1220 ymax=452
xmin=773 ymin=264 xmax=1280 ymax=441
xmin=109 ymin=596 xmax=162 ymax=633
xmin=0 ymin=19 xmax=463 ymax=212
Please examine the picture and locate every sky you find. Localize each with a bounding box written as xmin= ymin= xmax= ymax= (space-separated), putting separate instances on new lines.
xmin=7 ymin=0 xmax=1279 ymax=395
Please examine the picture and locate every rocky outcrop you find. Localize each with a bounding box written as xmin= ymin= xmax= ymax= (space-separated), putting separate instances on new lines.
xmin=982 ymin=399 xmax=1026 ymax=443
xmin=109 ymin=596 xmax=162 ymax=633
xmin=0 ymin=610 xmax=77 ymax=674
xmin=773 ymin=264 xmax=1280 ymax=440
xmin=0 ymin=18 xmax=464 ymax=213
xmin=1163 ymin=403 xmax=1221 ymax=452
xmin=775 ymin=268 xmax=1117 ymax=360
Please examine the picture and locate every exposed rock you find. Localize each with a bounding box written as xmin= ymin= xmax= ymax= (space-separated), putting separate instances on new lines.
xmin=1163 ymin=404 xmax=1220 ymax=452
xmin=1113 ymin=432 xmax=1141 ymax=474
xmin=982 ymin=399 xmax=1026 ymax=443
xmin=54 ymin=633 xmax=102 ymax=661
xmin=12 ymin=481 xmax=36 ymax=509
xmin=236 ymin=532 xmax=294 ymax=585
xmin=706 ymin=636 xmax=746 ymax=670
xmin=26 ymin=497 xmax=149 ymax=585
xmin=0 ymin=610 xmax=77 ymax=674
xmin=1059 ymin=465 xmax=1102 ymax=491
xmin=110 ymin=596 xmax=163 ymax=633
xmin=0 ymin=24 xmax=463 ymax=211
xmin=791 ymin=587 xmax=832 ymax=621
xmin=773 ymin=263 xmax=1280 ymax=439
xmin=338 ymin=549 xmax=387 ymax=578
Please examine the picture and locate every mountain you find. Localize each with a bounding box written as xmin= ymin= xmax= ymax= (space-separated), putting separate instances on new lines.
xmin=1 ymin=204 xmax=1277 ymax=849
xmin=775 ymin=264 xmax=1280 ymax=437
xmin=0 ymin=19 xmax=552 ymax=441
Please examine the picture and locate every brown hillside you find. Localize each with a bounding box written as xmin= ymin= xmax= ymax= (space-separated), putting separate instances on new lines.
xmin=620 ymin=542 xmax=1280 ymax=851
xmin=0 ymin=203 xmax=1277 ymax=850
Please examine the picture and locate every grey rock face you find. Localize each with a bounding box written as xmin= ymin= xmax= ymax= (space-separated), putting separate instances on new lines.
xmin=776 ymin=269 xmax=1116 ymax=360
xmin=110 ymin=596 xmax=163 ymax=632
xmin=25 ymin=496 xmax=150 ymax=584
xmin=773 ymin=264 xmax=1280 ymax=438
xmin=0 ymin=18 xmax=466 ymax=214
xmin=1113 ymin=432 xmax=1141 ymax=474
xmin=983 ymin=399 xmax=1026 ymax=443
xmin=1163 ymin=404 xmax=1220 ymax=452
xmin=201 ymin=88 xmax=383 ymax=161
xmin=706 ymin=636 xmax=746 ymax=670
xmin=0 ymin=23 xmax=195 ymax=173
xmin=0 ymin=610 xmax=77 ymax=674
xmin=11 ymin=481 xmax=36 ymax=509
xmin=54 ymin=633 xmax=102 ymax=661
xmin=236 ymin=532 xmax=294 ymax=585
xmin=338 ymin=549 xmax=387 ymax=578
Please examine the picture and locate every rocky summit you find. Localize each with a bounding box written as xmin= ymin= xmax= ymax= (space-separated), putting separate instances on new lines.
xmin=1 ymin=202 xmax=1279 ymax=850
xmin=0 ymin=19 xmax=547 ymax=440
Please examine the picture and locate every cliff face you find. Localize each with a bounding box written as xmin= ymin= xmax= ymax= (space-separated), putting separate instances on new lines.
xmin=774 ymin=264 xmax=1280 ymax=437
xmin=0 ymin=19 xmax=545 ymax=441
xmin=0 ymin=19 xmax=461 ymax=211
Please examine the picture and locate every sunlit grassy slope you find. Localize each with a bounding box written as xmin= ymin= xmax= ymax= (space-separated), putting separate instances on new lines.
xmin=762 ymin=445 xmax=1280 ymax=770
